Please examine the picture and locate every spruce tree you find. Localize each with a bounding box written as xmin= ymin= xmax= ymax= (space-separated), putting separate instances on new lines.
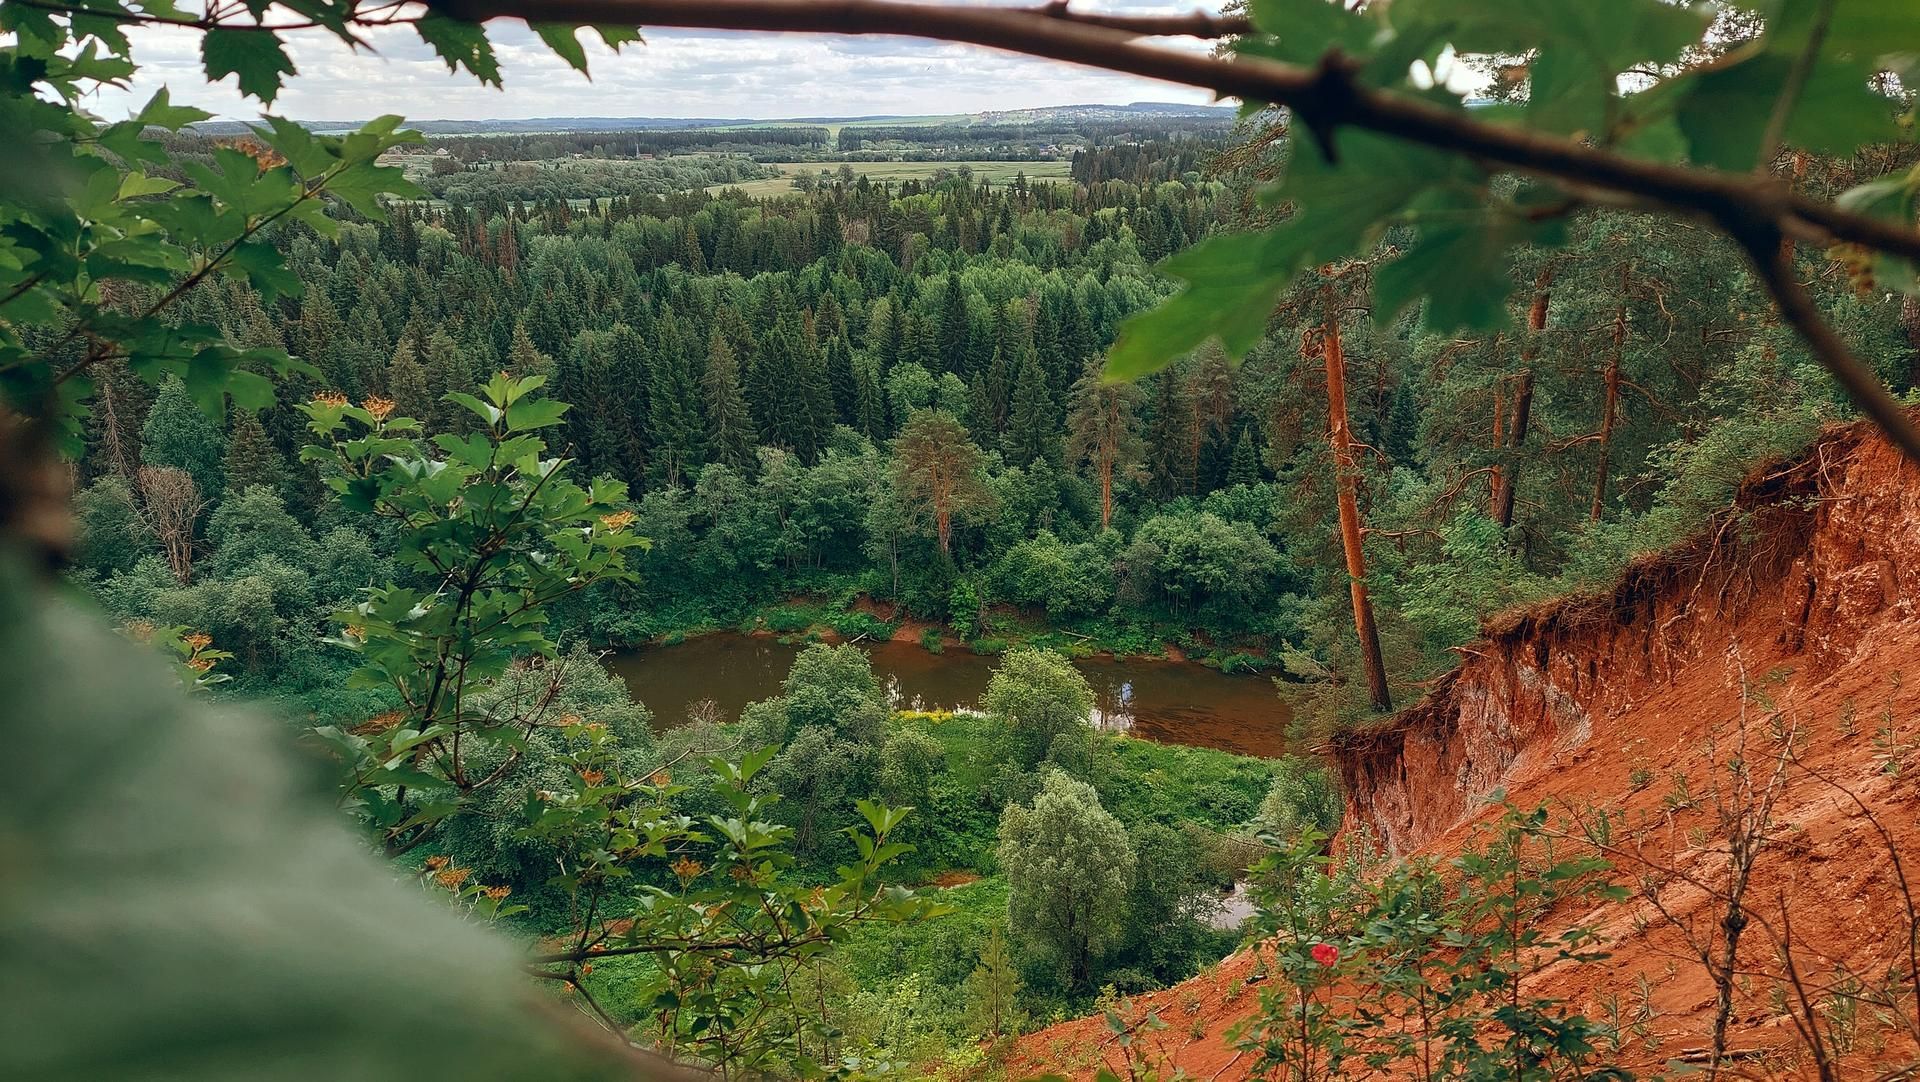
xmin=505 ymin=320 xmax=554 ymax=381
xmin=385 ymin=337 xmax=431 ymax=421
xmin=1227 ymin=426 xmax=1264 ymax=487
xmin=421 ymin=329 xmax=473 ymax=435
xmin=139 ymin=376 xmax=225 ymax=500
xmin=1004 ymin=347 xmax=1057 ymax=467
xmin=963 ymin=926 xmax=1022 ymax=1040
xmin=851 ymin=353 xmax=887 ymax=441
xmin=703 ymin=331 xmax=757 ymax=470
xmin=223 ymin=413 xmax=285 ymax=496
xmin=647 ymin=311 xmax=704 ymax=489
xmin=937 ymin=272 xmax=968 ymax=374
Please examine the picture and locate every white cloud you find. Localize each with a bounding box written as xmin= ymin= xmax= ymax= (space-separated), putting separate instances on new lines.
xmin=87 ymin=2 xmax=1229 ymax=122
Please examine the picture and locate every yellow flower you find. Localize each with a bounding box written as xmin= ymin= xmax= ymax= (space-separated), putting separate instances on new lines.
xmin=482 ymin=885 xmax=511 ymax=901
xmin=598 ymin=510 xmax=637 ymax=533
xmin=312 ymin=391 xmax=349 ymax=409
xmin=182 ymin=632 xmax=213 ymax=651
xmin=433 ymin=867 xmax=471 ymax=890
xmin=670 ymin=857 xmax=704 ymax=882
xmin=361 ymin=395 xmax=396 ymax=421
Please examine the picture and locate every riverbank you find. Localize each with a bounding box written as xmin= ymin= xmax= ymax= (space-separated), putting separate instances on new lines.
xmin=645 ymin=590 xmax=1281 ymax=676
xmin=608 ymin=630 xmax=1297 ymax=758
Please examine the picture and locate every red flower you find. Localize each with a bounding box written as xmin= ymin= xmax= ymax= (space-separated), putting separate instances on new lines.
xmin=1311 ymin=943 xmax=1339 ymax=967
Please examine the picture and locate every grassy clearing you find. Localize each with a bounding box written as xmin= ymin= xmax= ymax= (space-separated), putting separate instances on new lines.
xmin=709 ymin=158 xmax=1071 ymax=196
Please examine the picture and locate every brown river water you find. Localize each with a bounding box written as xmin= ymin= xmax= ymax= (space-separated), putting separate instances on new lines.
xmin=606 ymin=634 xmax=1293 ymax=758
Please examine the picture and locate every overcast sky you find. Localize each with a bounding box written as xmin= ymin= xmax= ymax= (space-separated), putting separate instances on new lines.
xmin=90 ymin=2 xmax=1228 ymax=122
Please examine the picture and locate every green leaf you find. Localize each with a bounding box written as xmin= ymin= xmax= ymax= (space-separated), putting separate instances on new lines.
xmin=1107 ymin=227 xmax=1309 ymax=379
xmin=533 ymin=24 xmax=590 ymax=75
xmin=133 ymin=87 xmax=212 ymax=131
xmin=1375 ymin=213 xmax=1533 ymax=332
xmin=415 ymin=14 xmax=502 ymax=87
xmin=1271 ymin=129 xmax=1463 ymax=263
xmin=201 ymin=27 xmax=296 ymax=104
xmin=594 ymin=26 xmax=644 ymax=51
xmin=325 ymin=160 xmax=422 ymax=221
xmin=1675 ymin=52 xmax=1902 ymax=171
xmin=1241 ymin=0 xmax=1373 ymax=66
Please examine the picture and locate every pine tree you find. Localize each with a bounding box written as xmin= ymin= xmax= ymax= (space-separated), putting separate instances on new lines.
xmin=702 ymin=330 xmax=756 ymax=470
xmin=223 ymin=413 xmax=284 ymax=495
xmin=1064 ymin=357 xmax=1146 ymax=528
xmin=892 ymin=409 xmax=994 ymax=560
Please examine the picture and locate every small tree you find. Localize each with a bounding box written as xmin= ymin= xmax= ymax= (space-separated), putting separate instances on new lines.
xmin=963 ymin=925 xmax=1024 ymax=1040
xmin=301 ymin=375 xmax=642 ymax=856
xmin=998 ymin=769 xmax=1134 ymax=989
xmin=137 ymin=465 xmax=203 ymax=585
xmin=983 ymin=646 xmax=1095 ymax=770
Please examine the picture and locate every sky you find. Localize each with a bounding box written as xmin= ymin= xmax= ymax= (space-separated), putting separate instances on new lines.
xmin=89 ymin=2 xmax=1230 ymax=123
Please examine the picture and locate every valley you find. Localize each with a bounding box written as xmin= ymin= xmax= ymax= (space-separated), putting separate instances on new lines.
xmin=13 ymin=3 xmax=1920 ymax=1081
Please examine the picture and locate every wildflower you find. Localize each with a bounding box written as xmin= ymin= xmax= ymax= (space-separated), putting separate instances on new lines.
xmin=1311 ymin=943 xmax=1339 ymax=967
xmin=123 ymin=619 xmax=156 ymax=642
xmin=578 ymin=769 xmax=606 ymax=786
xmin=670 ymin=857 xmax=704 ymax=882
xmin=598 ymin=510 xmax=637 ymax=533
xmin=186 ymin=657 xmax=215 ymax=673
xmin=311 ymin=391 xmax=349 ymax=409
xmin=182 ymin=632 xmax=213 ymax=651
xmin=483 ymin=885 xmax=511 ymax=901
xmin=433 ymin=866 xmax=471 ymax=891
xmin=649 ymin=770 xmax=672 ymax=788
xmin=361 ymin=395 xmax=396 ymax=421
xmin=558 ymin=713 xmax=583 ymax=728
xmin=341 ymin=624 xmax=366 ymax=641
xmin=581 ymin=963 xmax=593 ymax=976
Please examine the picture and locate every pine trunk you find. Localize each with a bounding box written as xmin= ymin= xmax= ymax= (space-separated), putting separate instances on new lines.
xmin=1493 ymin=269 xmax=1554 ymax=529
xmin=1325 ymin=315 xmax=1392 ymax=713
xmin=1592 ymin=281 xmax=1628 ymax=521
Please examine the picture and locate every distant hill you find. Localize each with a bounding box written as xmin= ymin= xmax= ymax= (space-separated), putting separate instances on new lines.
xmin=186 ymin=101 xmax=1235 ymax=137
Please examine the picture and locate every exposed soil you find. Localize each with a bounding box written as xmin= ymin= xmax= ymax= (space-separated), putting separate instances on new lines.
xmin=1014 ymin=416 xmax=1920 ymax=1079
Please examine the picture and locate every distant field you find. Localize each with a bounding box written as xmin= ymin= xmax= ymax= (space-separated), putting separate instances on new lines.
xmin=708 ymin=159 xmax=1070 ymax=197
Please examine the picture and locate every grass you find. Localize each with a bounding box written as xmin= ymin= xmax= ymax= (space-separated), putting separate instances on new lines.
xmin=709 ymin=158 xmax=1071 ymax=197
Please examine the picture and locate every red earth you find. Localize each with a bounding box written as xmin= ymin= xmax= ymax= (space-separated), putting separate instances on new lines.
xmin=1013 ymin=416 xmax=1920 ymax=1080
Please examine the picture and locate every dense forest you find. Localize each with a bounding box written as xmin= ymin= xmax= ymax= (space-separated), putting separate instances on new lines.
xmin=16 ymin=0 xmax=1920 ymax=1077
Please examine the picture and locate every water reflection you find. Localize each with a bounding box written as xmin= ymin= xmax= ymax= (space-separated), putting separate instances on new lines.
xmin=606 ymin=634 xmax=1292 ymax=758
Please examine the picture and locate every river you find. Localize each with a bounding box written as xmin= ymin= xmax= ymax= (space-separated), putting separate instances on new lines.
xmin=606 ymin=634 xmax=1293 ymax=758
